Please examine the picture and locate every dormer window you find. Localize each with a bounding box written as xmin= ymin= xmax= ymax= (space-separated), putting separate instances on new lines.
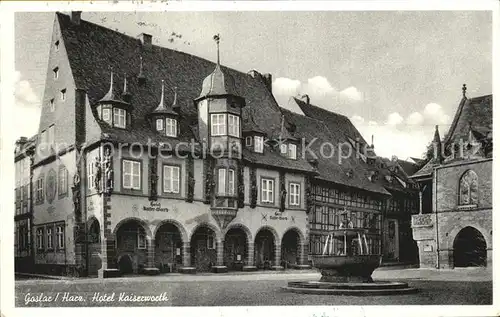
xmin=288 ymin=143 xmax=297 ymax=160
xmin=156 ymin=118 xmax=163 ymax=131
xmin=55 ymin=40 xmax=60 ymax=51
xmin=60 ymin=89 xmax=66 ymax=101
xmin=254 ymin=136 xmax=264 ymax=153
xmin=102 ymin=108 xmax=111 ymax=123
xmin=165 ymin=118 xmax=177 ymax=137
xmin=280 ymin=143 xmax=287 ymax=155
xmin=49 ymin=99 xmax=55 ymax=112
xmin=53 ymin=67 xmax=59 ymax=79
xmin=245 ymin=136 xmax=253 ymax=147
xmin=113 ymin=108 xmax=126 ymax=128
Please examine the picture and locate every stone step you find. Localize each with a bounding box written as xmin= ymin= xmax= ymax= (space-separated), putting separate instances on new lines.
xmin=282 ymin=286 xmax=418 ymax=295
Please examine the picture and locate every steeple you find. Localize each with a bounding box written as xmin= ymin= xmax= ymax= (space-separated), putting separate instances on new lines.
xmin=150 ymin=80 xmax=178 ymax=116
xmin=196 ymin=34 xmax=242 ymax=101
xmin=433 ymin=125 xmax=443 ymax=163
xmin=99 ymin=69 xmax=128 ymax=105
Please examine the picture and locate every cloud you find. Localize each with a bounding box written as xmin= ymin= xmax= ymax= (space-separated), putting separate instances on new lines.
xmin=272 ymin=75 xmax=365 ymax=113
xmin=14 ymin=71 xmax=40 ymax=139
xmin=351 ymin=102 xmax=452 ymax=159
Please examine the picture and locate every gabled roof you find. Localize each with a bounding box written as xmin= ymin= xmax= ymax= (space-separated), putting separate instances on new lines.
xmin=281 ymin=106 xmax=389 ymax=195
xmin=56 ymin=12 xmax=308 ymax=172
xmin=444 ymin=94 xmax=492 ymax=147
xmin=56 ymin=12 xmax=289 ymax=144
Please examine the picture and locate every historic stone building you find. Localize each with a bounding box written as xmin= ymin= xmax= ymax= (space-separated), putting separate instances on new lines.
xmin=411 ymin=87 xmax=493 ymax=269
xmin=14 ymin=12 xmax=419 ymax=277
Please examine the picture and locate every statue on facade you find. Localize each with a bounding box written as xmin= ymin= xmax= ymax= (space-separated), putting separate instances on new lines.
xmin=105 ymin=161 xmax=114 ymax=194
xmin=94 ymin=157 xmax=102 ymax=192
xmin=279 ymin=188 xmax=287 ymax=213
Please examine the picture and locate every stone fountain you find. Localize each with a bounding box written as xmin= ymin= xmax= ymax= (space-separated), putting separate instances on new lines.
xmin=283 ymin=213 xmax=417 ymax=295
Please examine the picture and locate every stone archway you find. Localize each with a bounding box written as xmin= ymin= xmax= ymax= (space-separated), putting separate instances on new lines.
xmin=453 ymin=226 xmax=487 ymax=267
xmin=115 ymin=219 xmax=149 ymax=274
xmin=254 ymin=228 xmax=277 ymax=269
xmin=155 ymin=222 xmax=184 ymax=273
xmin=224 ymin=227 xmax=248 ymax=271
xmin=190 ymin=225 xmax=217 ymax=272
xmin=281 ymin=229 xmax=302 ymax=268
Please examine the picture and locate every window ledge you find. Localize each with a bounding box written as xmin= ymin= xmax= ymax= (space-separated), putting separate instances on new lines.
xmin=457 ymin=204 xmax=478 ymax=210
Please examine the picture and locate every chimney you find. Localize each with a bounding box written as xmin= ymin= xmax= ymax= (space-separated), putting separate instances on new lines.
xmin=137 ymin=33 xmax=153 ymax=49
xmin=70 ymin=11 xmax=82 ymax=25
xmin=301 ymin=94 xmax=310 ymax=105
xmin=262 ymin=73 xmax=272 ymax=93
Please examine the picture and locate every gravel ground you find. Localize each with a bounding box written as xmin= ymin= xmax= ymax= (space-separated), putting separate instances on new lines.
xmin=14 ymin=268 xmax=492 ymax=307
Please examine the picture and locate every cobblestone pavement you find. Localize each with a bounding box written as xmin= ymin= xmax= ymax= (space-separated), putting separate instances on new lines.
xmin=14 ymin=267 xmax=492 ymax=307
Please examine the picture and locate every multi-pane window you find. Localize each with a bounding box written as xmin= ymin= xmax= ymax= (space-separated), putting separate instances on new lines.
xmin=245 ymin=136 xmax=252 ymax=147
xmin=50 ymin=99 xmax=55 ymax=112
xmin=60 ymin=89 xmax=66 ymax=101
xmin=58 ymin=166 xmax=67 ymax=196
xmin=289 ymin=182 xmax=300 ymax=206
xmin=165 ymin=118 xmax=177 ymax=137
xmin=254 ymin=136 xmax=264 ymax=153
xmin=36 ymin=177 xmax=44 ymax=203
xmin=102 ymin=108 xmax=111 ymax=123
xmin=113 ymin=108 xmax=126 ymax=128
xmin=228 ymin=114 xmax=240 ymax=137
xmin=87 ymin=161 xmax=95 ymax=189
xmin=280 ymin=143 xmax=287 ymax=155
xmin=36 ymin=228 xmax=44 ymax=250
xmin=211 ymin=114 xmax=226 ymax=136
xmin=163 ymin=165 xmax=180 ymax=193
xmin=56 ymin=225 xmax=64 ymax=249
xmin=47 ymin=227 xmax=53 ymax=249
xmin=156 ymin=118 xmax=163 ymax=131
xmin=122 ymin=160 xmax=141 ymax=190
xmin=217 ymin=168 xmax=226 ymax=195
xmin=228 ymin=169 xmax=235 ymax=195
xmin=261 ymin=178 xmax=274 ymax=203
xmin=288 ymin=143 xmax=297 ymax=159
xmin=459 ymin=170 xmax=479 ymax=206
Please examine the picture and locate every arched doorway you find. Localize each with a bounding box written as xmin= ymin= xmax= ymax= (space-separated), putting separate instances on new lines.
xmin=281 ymin=229 xmax=301 ymax=268
xmin=254 ymin=228 xmax=276 ymax=269
xmin=191 ymin=226 xmax=217 ymax=272
xmin=224 ymin=228 xmax=248 ymax=270
xmin=453 ymin=226 xmax=487 ymax=267
xmin=87 ymin=218 xmax=101 ymax=277
xmin=116 ymin=220 xmax=148 ymax=274
xmin=155 ymin=223 xmax=183 ymax=273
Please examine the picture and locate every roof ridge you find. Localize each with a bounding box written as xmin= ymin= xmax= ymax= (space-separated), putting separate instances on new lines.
xmin=293 ymin=96 xmax=350 ymax=120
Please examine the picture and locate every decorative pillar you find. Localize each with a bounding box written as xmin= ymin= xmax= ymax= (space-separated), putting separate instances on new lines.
xmin=212 ymin=240 xmax=228 ymax=273
xmin=243 ymin=241 xmax=257 ymax=271
xmin=98 ymin=235 xmax=119 ymax=278
xmin=143 ymin=237 xmax=159 ymax=275
xmin=419 ymin=191 xmax=423 ymax=215
xmin=179 ymin=241 xmax=195 ymax=274
xmin=271 ymin=241 xmax=284 ymax=270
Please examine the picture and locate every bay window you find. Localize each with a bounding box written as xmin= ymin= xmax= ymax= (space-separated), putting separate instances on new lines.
xmin=288 ymin=143 xmax=297 ymax=159
xmin=156 ymin=118 xmax=164 ymax=131
xmin=102 ymin=108 xmax=111 ymax=123
xmin=122 ymin=160 xmax=141 ymax=190
xmin=228 ymin=114 xmax=240 ymax=137
xmin=218 ymin=168 xmax=226 ymax=195
xmin=211 ymin=114 xmax=226 ymax=136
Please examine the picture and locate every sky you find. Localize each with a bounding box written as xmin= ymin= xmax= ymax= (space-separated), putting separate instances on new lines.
xmin=14 ymin=11 xmax=492 ymax=160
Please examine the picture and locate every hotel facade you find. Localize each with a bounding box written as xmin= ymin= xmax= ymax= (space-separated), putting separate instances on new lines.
xmin=14 ymin=12 xmax=420 ymax=277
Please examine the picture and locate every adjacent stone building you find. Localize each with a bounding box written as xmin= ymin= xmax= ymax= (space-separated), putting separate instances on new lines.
xmin=14 ymin=12 xmax=420 ymax=277
xmin=411 ymin=87 xmax=493 ymax=269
